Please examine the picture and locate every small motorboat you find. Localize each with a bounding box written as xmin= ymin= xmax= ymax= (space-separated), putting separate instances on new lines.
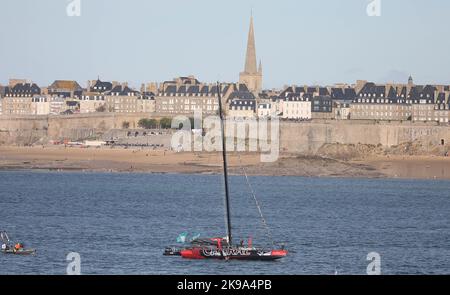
xmin=1 ymin=231 xmax=36 ymax=256
xmin=2 ymin=248 xmax=36 ymax=256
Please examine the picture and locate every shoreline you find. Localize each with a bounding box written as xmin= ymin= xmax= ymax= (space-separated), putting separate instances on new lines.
xmin=1 ymin=146 xmax=450 ymax=180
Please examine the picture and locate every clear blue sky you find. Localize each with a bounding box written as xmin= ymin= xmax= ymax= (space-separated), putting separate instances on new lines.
xmin=1 ymin=0 xmax=449 ymax=89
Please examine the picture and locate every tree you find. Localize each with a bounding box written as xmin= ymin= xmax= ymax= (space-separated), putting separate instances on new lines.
xmin=138 ymin=118 xmax=149 ymax=129
xmin=159 ymin=117 xmax=172 ymax=129
xmin=96 ymin=105 xmax=106 ymax=112
xmin=138 ymin=118 xmax=159 ymax=129
xmin=122 ymin=121 xmax=130 ymax=129
xmin=148 ymin=119 xmax=159 ymax=129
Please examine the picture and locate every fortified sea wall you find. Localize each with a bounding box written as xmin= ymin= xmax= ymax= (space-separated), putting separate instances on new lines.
xmin=0 ymin=114 xmax=449 ymax=153
xmin=279 ymin=121 xmax=450 ymax=153
xmin=0 ymin=113 xmax=155 ymax=145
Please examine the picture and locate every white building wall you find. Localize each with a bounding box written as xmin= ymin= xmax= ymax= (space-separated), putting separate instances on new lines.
xmin=281 ymin=100 xmax=311 ymax=119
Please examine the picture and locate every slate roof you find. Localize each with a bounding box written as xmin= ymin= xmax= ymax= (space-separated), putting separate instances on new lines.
xmin=5 ymin=83 xmax=41 ymax=96
xmin=161 ymin=83 xmax=231 ymax=96
xmin=91 ymin=79 xmax=113 ymax=92
xmin=409 ymin=85 xmax=436 ymax=103
xmin=110 ymin=85 xmax=139 ymax=96
xmin=283 ymin=93 xmax=310 ymax=102
xmin=318 ymin=87 xmax=329 ymax=96
xmin=227 ymin=91 xmax=256 ymax=100
xmin=358 ymin=83 xmax=386 ymax=97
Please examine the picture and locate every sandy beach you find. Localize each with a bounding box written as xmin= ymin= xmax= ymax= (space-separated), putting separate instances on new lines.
xmin=0 ymin=146 xmax=450 ymax=180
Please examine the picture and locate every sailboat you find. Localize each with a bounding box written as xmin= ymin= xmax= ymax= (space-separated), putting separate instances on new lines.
xmin=164 ymin=83 xmax=288 ymax=261
xmin=1 ymin=231 xmax=36 ymax=256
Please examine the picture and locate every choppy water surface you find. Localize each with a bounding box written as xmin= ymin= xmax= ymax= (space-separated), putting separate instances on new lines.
xmin=0 ymin=171 xmax=449 ymax=274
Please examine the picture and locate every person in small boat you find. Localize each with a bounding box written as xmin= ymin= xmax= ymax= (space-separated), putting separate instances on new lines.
xmin=14 ymin=243 xmax=23 ymax=251
xmin=1 ymin=243 xmax=7 ymax=251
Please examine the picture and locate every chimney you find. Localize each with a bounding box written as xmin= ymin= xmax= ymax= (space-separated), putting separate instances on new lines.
xmin=355 ymin=80 xmax=367 ymax=93
xmin=146 ymin=82 xmax=158 ymax=94
xmin=9 ymin=79 xmax=27 ymax=87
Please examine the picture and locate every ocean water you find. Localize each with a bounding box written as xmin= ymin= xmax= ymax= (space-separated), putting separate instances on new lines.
xmin=0 ymin=171 xmax=449 ymax=275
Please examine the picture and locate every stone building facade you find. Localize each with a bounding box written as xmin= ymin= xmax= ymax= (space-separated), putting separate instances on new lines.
xmin=104 ymin=85 xmax=140 ymax=113
xmin=350 ymin=83 xmax=412 ymax=121
xmin=228 ymin=89 xmax=256 ymax=118
xmin=280 ymin=95 xmax=311 ymax=120
xmin=2 ymin=82 xmax=41 ymax=115
xmin=31 ymin=95 xmax=50 ymax=115
xmin=138 ymin=93 xmax=156 ymax=113
xmin=154 ymin=77 xmax=226 ymax=116
xmin=311 ymin=96 xmax=334 ymax=120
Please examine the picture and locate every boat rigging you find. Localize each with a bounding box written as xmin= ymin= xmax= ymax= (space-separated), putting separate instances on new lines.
xmin=164 ymin=83 xmax=287 ymax=261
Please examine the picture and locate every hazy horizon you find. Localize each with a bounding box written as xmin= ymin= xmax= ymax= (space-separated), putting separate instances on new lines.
xmin=1 ymin=0 xmax=449 ymax=89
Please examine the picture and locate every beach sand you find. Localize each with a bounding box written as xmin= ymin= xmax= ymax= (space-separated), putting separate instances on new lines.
xmin=0 ymin=146 xmax=450 ymax=180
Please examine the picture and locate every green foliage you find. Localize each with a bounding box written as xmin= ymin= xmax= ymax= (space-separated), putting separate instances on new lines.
xmin=159 ymin=117 xmax=172 ymax=129
xmin=96 ymin=105 xmax=106 ymax=112
xmin=138 ymin=118 xmax=159 ymax=129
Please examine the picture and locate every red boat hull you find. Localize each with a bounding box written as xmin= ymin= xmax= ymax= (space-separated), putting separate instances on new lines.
xmin=180 ymin=247 xmax=287 ymax=261
xmin=180 ymin=248 xmax=205 ymax=259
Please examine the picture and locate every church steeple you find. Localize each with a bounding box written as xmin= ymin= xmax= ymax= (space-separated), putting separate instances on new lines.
xmin=244 ymin=15 xmax=257 ymax=74
xmin=239 ymin=13 xmax=263 ymax=94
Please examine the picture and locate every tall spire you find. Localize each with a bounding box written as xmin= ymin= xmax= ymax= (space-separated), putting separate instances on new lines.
xmin=239 ymin=12 xmax=262 ymax=94
xmin=244 ymin=14 xmax=257 ymax=74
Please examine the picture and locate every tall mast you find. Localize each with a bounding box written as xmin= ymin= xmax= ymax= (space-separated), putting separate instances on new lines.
xmin=217 ymin=82 xmax=232 ymax=245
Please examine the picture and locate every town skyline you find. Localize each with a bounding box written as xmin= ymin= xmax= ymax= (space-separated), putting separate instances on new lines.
xmin=0 ymin=14 xmax=448 ymax=124
xmin=1 ymin=0 xmax=450 ymax=88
